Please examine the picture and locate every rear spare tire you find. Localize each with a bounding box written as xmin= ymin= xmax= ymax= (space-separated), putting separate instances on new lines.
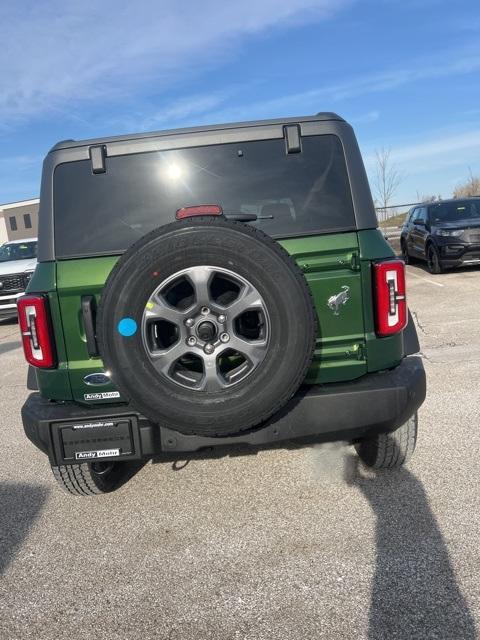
xmin=98 ymin=217 xmax=317 ymax=437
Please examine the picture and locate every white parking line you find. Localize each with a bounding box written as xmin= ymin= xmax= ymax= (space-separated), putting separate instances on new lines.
xmin=406 ymin=269 xmax=444 ymax=287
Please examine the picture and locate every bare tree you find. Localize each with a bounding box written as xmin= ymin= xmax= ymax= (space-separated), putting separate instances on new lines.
xmin=373 ymin=148 xmax=405 ymax=221
xmin=453 ymin=167 xmax=480 ymax=198
xmin=415 ymin=192 xmax=439 ymax=203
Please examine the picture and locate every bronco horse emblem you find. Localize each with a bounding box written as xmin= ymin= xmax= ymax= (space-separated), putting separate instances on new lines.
xmin=327 ymin=286 xmax=350 ymax=316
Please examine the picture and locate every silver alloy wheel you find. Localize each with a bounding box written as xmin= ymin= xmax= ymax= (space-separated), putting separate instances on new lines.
xmin=141 ymin=266 xmax=270 ymax=391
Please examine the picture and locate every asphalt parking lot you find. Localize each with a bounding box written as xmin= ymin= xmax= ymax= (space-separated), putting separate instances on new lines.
xmin=0 ymin=263 xmax=479 ymax=640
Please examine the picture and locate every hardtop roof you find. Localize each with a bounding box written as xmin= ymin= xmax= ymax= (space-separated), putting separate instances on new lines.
xmin=50 ymin=113 xmax=345 ymax=152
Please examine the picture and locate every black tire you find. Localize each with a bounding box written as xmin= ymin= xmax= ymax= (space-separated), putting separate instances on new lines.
xmin=98 ymin=217 xmax=317 ymax=437
xmin=401 ymin=240 xmax=411 ymax=264
xmin=354 ymin=413 xmax=418 ymax=469
xmin=51 ymin=461 xmax=124 ymax=496
xmin=427 ymin=244 xmax=443 ymax=274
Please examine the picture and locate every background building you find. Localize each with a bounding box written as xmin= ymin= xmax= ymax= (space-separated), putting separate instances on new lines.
xmin=0 ymin=198 xmax=39 ymax=243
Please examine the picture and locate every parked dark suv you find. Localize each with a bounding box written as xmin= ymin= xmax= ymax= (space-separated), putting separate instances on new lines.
xmin=19 ymin=114 xmax=426 ymax=496
xmin=401 ymin=198 xmax=480 ymax=273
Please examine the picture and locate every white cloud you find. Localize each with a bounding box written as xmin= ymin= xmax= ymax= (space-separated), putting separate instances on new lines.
xmin=115 ymin=90 xmax=236 ymax=133
xmin=349 ymin=110 xmax=380 ymax=124
xmin=361 ymin=127 xmax=480 ymax=202
xmin=363 ymin=129 xmax=480 ymax=174
xmin=393 ymin=131 xmax=480 ymax=165
xmin=0 ymin=0 xmax=348 ymax=124
xmin=220 ymin=50 xmax=480 ymax=120
xmin=144 ymin=93 xmax=230 ymax=127
xmin=0 ymin=154 xmax=41 ymax=169
xmin=139 ymin=47 xmax=480 ymax=131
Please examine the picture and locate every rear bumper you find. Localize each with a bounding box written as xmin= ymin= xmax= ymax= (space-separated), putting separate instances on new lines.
xmin=22 ymin=356 xmax=426 ymax=465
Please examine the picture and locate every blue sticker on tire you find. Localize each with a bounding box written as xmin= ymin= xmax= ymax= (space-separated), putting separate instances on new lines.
xmin=118 ymin=317 xmax=137 ymax=337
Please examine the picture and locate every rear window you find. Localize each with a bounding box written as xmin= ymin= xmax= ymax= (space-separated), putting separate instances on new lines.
xmin=54 ymin=135 xmax=355 ymax=258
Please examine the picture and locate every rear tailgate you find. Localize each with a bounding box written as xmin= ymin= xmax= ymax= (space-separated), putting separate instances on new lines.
xmin=56 ymin=232 xmax=369 ymax=404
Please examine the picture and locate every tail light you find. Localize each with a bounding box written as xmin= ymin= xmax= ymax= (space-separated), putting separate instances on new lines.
xmin=17 ymin=295 xmax=56 ymax=368
xmin=373 ymin=260 xmax=407 ymax=337
xmin=176 ymin=204 xmax=223 ymax=219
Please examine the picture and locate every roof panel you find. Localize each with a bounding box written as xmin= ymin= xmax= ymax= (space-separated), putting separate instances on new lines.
xmin=50 ymin=113 xmax=345 ymax=152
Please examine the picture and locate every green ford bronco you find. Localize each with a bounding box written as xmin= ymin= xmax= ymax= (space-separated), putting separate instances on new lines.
xmin=19 ymin=113 xmax=426 ymax=496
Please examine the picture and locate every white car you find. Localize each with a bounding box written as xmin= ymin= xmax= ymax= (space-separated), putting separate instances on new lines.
xmin=0 ymin=238 xmax=37 ymax=319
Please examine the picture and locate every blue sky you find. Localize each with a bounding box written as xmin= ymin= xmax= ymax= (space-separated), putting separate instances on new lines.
xmin=1 ymin=0 xmax=480 ymax=205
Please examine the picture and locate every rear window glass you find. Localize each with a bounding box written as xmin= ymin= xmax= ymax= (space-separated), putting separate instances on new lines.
xmin=54 ymin=135 xmax=355 ymax=258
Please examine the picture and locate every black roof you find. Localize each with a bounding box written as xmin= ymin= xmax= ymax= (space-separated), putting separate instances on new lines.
xmin=50 ymin=113 xmax=345 ymax=152
xmin=417 ymin=197 xmax=480 ymax=207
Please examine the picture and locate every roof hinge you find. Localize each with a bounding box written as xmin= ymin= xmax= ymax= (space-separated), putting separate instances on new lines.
xmin=89 ymin=145 xmax=107 ymax=174
xmin=284 ymin=124 xmax=302 ymax=154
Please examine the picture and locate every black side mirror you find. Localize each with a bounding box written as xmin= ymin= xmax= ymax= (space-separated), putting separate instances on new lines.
xmin=414 ymin=219 xmax=425 ymax=226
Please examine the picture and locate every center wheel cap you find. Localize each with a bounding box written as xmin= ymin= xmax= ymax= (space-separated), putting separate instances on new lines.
xmin=197 ymin=320 xmax=217 ymax=342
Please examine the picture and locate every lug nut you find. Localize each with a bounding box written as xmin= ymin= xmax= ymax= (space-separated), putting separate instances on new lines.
xmin=201 ymin=306 xmax=210 ymax=315
xmin=220 ymin=332 xmax=230 ymax=343
xmin=218 ymin=314 xmax=226 ymax=324
xmin=185 ymin=318 xmax=195 ymax=327
xmin=187 ymin=336 xmax=197 ymax=346
xmin=204 ymin=343 xmax=215 ymax=354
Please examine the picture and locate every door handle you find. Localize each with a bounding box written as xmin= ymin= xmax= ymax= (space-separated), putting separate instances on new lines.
xmin=81 ymin=295 xmax=99 ymax=358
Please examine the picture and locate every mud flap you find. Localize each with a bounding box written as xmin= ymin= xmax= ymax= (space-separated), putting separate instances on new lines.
xmin=403 ymin=309 xmax=420 ymax=355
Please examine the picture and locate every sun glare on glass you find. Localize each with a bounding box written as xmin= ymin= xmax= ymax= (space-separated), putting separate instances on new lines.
xmin=164 ymin=163 xmax=184 ymax=180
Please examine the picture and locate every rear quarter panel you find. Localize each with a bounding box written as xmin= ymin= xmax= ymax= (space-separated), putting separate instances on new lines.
xmin=280 ymin=233 xmax=367 ymax=383
xmin=357 ymin=229 xmax=404 ymax=371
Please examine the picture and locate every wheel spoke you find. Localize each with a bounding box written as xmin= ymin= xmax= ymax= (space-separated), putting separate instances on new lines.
xmin=225 ymin=284 xmax=264 ymax=319
xmin=150 ymin=341 xmax=190 ymax=376
xmin=198 ymin=354 xmax=226 ymax=392
xmin=187 ymin=267 xmax=213 ymax=306
xmin=145 ymin=298 xmax=189 ymax=326
xmin=228 ymin=335 xmax=268 ymax=367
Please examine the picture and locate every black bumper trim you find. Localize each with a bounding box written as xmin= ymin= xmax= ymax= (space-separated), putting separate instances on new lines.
xmin=439 ymin=243 xmax=480 ymax=267
xmin=22 ymin=356 xmax=426 ymax=464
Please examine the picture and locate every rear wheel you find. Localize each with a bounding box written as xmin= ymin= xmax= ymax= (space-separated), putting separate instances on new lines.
xmin=427 ymin=244 xmax=443 ymax=274
xmin=401 ymin=240 xmax=411 ymax=264
xmin=354 ymin=413 xmax=418 ymax=469
xmin=51 ymin=461 xmax=124 ymax=496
